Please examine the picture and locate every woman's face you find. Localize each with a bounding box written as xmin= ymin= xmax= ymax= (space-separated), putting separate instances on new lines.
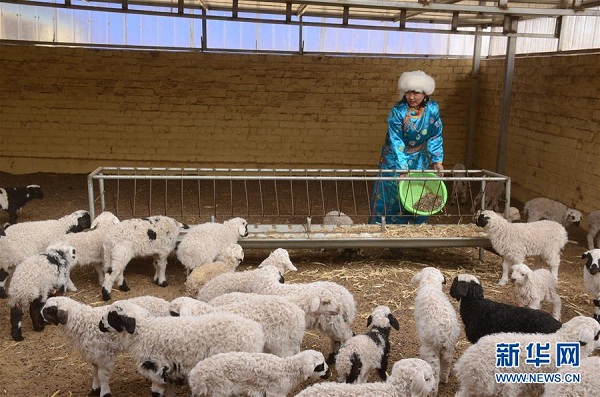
xmin=404 ymin=91 xmax=426 ymax=107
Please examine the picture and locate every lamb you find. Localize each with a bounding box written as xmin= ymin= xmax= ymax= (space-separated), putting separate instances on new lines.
xmin=50 ymin=211 xmax=120 ymax=292
xmin=176 ymin=217 xmax=248 ymax=273
xmin=454 ymin=316 xmax=600 ymax=397
xmin=184 ymin=243 xmax=244 ymax=296
xmin=322 ymin=211 xmax=359 ymax=256
xmin=496 ymin=206 xmax=521 ymax=222
xmin=99 ymin=300 xmax=265 ymax=397
xmin=0 ymin=209 xmax=91 ymax=298
xmin=472 ymin=180 xmax=504 ymax=213
xmin=335 ymin=305 xmax=399 ymax=384
xmin=170 ymin=294 xmax=307 ymax=357
xmin=510 ymin=263 xmax=562 ymax=320
xmin=411 ymin=267 xmax=461 ymax=394
xmin=523 ymin=197 xmax=582 ymax=228
xmin=100 ymin=215 xmax=189 ymax=301
xmin=295 ymin=358 xmax=436 ymax=397
xmin=587 ymin=210 xmax=600 ymax=250
xmin=187 ymin=349 xmax=329 ymax=397
xmin=257 ymin=247 xmax=298 ymax=274
xmin=0 ymin=184 xmax=44 ymax=225
xmin=8 ymin=243 xmax=76 ymax=341
xmin=449 ymin=274 xmax=562 ymax=344
xmin=542 ymin=356 xmax=600 ymax=397
xmin=449 ymin=163 xmax=468 ymax=207
xmin=582 ymin=249 xmax=600 ymax=322
xmin=475 ymin=209 xmax=568 ymax=285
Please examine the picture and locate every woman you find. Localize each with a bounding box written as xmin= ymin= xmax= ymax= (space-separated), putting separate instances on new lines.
xmin=370 ymin=70 xmax=444 ymax=225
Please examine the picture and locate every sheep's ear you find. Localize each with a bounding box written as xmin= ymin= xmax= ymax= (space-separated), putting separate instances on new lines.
xmin=56 ymin=309 xmax=68 ymax=325
xmin=123 ymin=316 xmax=136 ymax=334
xmin=450 ymin=279 xmax=468 ymax=299
xmin=410 ymin=272 xmax=420 ymax=284
xmin=367 ymin=315 xmax=373 ymax=327
xmin=410 ymin=372 xmax=429 ymax=397
xmin=309 ymin=296 xmax=320 ymax=313
xmin=582 ymin=251 xmax=590 ymax=259
xmin=388 ymin=314 xmax=400 ymax=331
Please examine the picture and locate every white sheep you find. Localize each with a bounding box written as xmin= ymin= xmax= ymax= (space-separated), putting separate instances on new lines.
xmin=50 ymin=211 xmax=120 ymax=292
xmin=496 ymin=206 xmax=521 ymax=222
xmin=587 ymin=210 xmax=600 ymax=250
xmin=0 ymin=209 xmax=91 ymax=298
xmin=176 ymin=217 xmax=248 ymax=273
xmin=411 ymin=267 xmax=461 ymax=394
xmin=184 ymin=243 xmax=244 ymax=296
xmin=472 ymin=181 xmax=504 ymax=213
xmin=295 ymin=358 xmax=437 ymax=397
xmin=8 ymin=243 xmax=76 ymax=341
xmin=188 ymin=349 xmax=329 ymax=397
xmin=475 ymin=210 xmax=568 ymax=285
xmin=454 ymin=316 xmax=600 ymax=397
xmin=523 ymin=197 xmax=582 ymax=228
xmin=335 ymin=305 xmax=399 ymax=384
xmin=100 ymin=215 xmax=188 ymax=301
xmin=322 ymin=211 xmax=359 ymax=256
xmin=170 ymin=294 xmax=306 ymax=357
xmin=510 ymin=263 xmax=562 ymax=320
xmin=450 ymin=163 xmax=469 ymax=207
xmin=542 ymin=356 xmax=600 ymax=397
xmin=99 ymin=300 xmax=265 ymax=397
xmin=582 ymin=249 xmax=600 ymax=322
xmin=257 ymin=247 xmax=298 ymax=274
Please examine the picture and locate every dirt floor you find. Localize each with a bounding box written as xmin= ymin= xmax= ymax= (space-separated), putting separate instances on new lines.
xmin=0 ymin=171 xmax=596 ymax=397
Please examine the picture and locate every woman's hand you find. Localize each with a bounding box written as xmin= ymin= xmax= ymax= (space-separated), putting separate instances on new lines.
xmin=433 ymin=162 xmax=444 ymax=176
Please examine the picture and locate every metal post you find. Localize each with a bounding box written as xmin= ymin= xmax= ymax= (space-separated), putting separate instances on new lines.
xmin=466 ymin=26 xmax=482 ymax=169
xmin=87 ymin=175 xmax=95 ymax=220
xmin=496 ymin=28 xmax=517 ymax=174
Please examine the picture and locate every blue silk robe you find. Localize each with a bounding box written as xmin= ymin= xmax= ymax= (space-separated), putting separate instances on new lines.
xmin=370 ymin=99 xmax=444 ymax=224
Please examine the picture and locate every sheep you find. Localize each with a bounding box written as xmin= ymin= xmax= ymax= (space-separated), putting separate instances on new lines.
xmin=187 ymin=349 xmax=329 ymax=397
xmin=472 ymin=180 xmax=504 ymax=213
xmin=450 ymin=163 xmax=468 ymax=207
xmin=322 ymin=211 xmax=360 ymax=256
xmin=176 ymin=217 xmax=248 ymax=273
xmin=411 ymin=267 xmax=461 ymax=394
xmin=295 ymin=358 xmax=436 ymax=397
xmin=454 ymin=316 xmax=600 ymax=397
xmin=510 ymin=263 xmax=562 ymax=320
xmin=0 ymin=209 xmax=91 ymax=298
xmin=0 ymin=185 xmax=44 ymax=225
xmin=50 ymin=211 xmax=120 ymax=292
xmin=170 ymin=294 xmax=307 ymax=357
xmin=587 ymin=210 xmax=600 ymax=250
xmin=99 ymin=300 xmax=265 ymax=397
xmin=335 ymin=305 xmax=399 ymax=384
xmin=257 ymin=247 xmax=298 ymax=274
xmin=449 ymin=274 xmax=562 ymax=344
xmin=184 ymin=243 xmax=244 ymax=296
xmin=581 ymin=249 xmax=600 ymax=322
xmin=475 ymin=209 xmax=568 ymax=285
xmin=8 ymin=243 xmax=76 ymax=341
xmin=542 ymin=356 xmax=600 ymax=397
xmin=100 ymin=215 xmax=189 ymax=301
xmin=496 ymin=206 xmax=521 ymax=222
xmin=523 ymin=197 xmax=582 ymax=228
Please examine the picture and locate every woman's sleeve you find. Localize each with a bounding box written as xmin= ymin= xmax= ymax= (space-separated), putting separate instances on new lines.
xmin=426 ymin=102 xmax=444 ymax=164
xmin=387 ymin=107 xmax=409 ymax=170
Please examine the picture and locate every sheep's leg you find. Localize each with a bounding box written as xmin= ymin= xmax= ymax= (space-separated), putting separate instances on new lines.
xmin=152 ymin=254 xmax=169 ymax=287
xmin=377 ymin=355 xmax=389 ymax=381
xmin=8 ymin=210 xmax=18 ymax=225
xmin=549 ymin=293 xmax=562 ymax=321
xmin=439 ymin=345 xmax=455 ymax=384
xmin=498 ymin=259 xmax=513 ymax=286
xmin=94 ymin=263 xmax=105 ymax=285
xmin=588 ymin=226 xmax=600 ymax=250
xmin=30 ymin=297 xmax=46 ymax=331
xmin=419 ymin=344 xmax=441 ymax=393
xmin=116 ymin=272 xmax=129 ymax=292
xmin=593 ymin=294 xmax=600 ymax=323
xmin=0 ymin=267 xmax=9 ymax=298
xmin=150 ymin=382 xmax=166 ymax=397
xmin=89 ymin=364 xmax=100 ymax=396
xmin=10 ymin=305 xmax=24 ymax=341
xmin=544 ymin=253 xmax=561 ymax=280
xmin=102 ymin=248 xmax=132 ymax=301
xmin=528 ymin=298 xmax=542 ymax=310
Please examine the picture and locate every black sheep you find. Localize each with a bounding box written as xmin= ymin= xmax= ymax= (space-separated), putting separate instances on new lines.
xmin=0 ymin=185 xmax=44 ymax=225
xmin=450 ymin=274 xmax=562 ymax=344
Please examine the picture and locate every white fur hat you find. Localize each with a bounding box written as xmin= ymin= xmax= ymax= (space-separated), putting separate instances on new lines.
xmin=398 ymin=70 xmax=435 ymax=98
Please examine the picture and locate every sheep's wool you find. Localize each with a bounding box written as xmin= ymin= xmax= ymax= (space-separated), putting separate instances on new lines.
xmin=398 ymin=70 xmax=435 ymax=97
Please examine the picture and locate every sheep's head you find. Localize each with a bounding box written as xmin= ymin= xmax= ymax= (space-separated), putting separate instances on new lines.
xmin=169 ymin=296 xmax=212 ymax=317
xmin=26 ymin=185 xmax=44 ymax=200
xmin=66 ymin=210 xmax=91 ymax=233
xmin=99 ymin=302 xmax=149 ymax=334
xmin=298 ymin=350 xmax=330 ymax=380
xmin=510 ymin=263 xmax=532 ymax=286
xmin=258 ymin=248 xmax=297 ymax=274
xmin=90 ymin=211 xmax=120 ymax=229
xmin=309 ymin=289 xmax=339 ymax=316
xmin=449 ymin=274 xmax=483 ymax=301
xmin=226 ymin=217 xmax=248 ymax=238
xmin=411 ymin=267 xmax=445 ymax=287
xmin=41 ymin=297 xmax=72 ymax=325
xmin=566 ymin=209 xmax=582 ymax=227
xmin=390 ymin=358 xmax=436 ymax=397
xmin=366 ymin=305 xmax=400 ymax=331
xmin=558 ymin=316 xmax=600 ymax=358
xmin=582 ymin=250 xmax=600 ymax=276
xmin=475 ymin=210 xmax=498 ymax=228
xmin=45 ymin=243 xmax=77 ymax=268
xmin=217 ymin=244 xmax=244 ymax=266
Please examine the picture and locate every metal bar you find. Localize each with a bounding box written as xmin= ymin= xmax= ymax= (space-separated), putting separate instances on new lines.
xmin=466 ymin=25 xmax=482 ymax=169
xmin=496 ymin=26 xmax=517 ymax=174
xmin=180 ymin=171 xmax=184 ymax=218
xmin=87 ymin=175 xmax=95 ymax=220
xmin=232 ymin=0 xmax=238 ymax=17
xmin=164 ymin=170 xmax=168 ymax=215
xmin=239 ymin=236 xmax=492 ymax=249
xmin=177 ymin=0 xmax=183 ymax=14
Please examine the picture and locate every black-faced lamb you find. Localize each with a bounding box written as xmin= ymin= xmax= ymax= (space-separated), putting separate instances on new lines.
xmin=335 ymin=305 xmax=399 ymax=384
xmin=187 ymin=349 xmax=329 ymax=397
xmin=542 ymin=356 xmax=600 ymax=397
xmin=449 ymin=274 xmax=562 ymax=344
xmin=454 ymin=316 xmax=600 ymax=397
xmin=99 ymin=300 xmax=265 ymax=397
xmin=475 ymin=210 xmax=567 ymax=285
xmin=8 ymin=243 xmax=76 ymax=341
xmin=411 ymin=267 xmax=461 ymax=393
xmin=0 ymin=184 xmax=44 ymax=225
xmin=523 ymin=196 xmax=582 ymax=227
xmin=0 ymin=209 xmax=91 ymax=298
xmin=184 ymin=243 xmax=244 ymax=296
xmin=510 ymin=263 xmax=562 ymax=320
xmin=100 ymin=215 xmax=189 ymax=301
xmin=582 ymin=249 xmax=600 ymax=322
xmin=176 ymin=217 xmax=248 ymax=273
xmin=295 ymin=358 xmax=436 ymax=397
xmin=587 ymin=210 xmax=600 ymax=250
xmin=51 ymin=211 xmax=120 ymax=292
